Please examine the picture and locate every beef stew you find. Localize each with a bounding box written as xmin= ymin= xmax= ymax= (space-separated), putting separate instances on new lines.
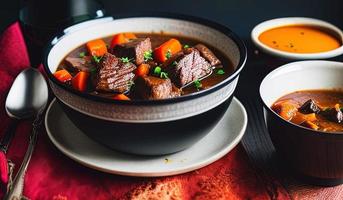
xmin=54 ymin=33 xmax=234 ymax=101
xmin=272 ymin=90 xmax=343 ymax=132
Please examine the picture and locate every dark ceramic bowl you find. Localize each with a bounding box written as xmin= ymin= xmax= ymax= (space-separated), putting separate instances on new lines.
xmin=43 ymin=14 xmax=247 ymax=155
xmin=260 ymin=60 xmax=343 ymax=186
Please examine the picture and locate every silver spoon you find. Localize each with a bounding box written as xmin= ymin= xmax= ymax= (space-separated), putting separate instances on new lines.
xmin=0 ymin=68 xmax=47 ymax=171
xmin=4 ymin=68 xmax=48 ymax=199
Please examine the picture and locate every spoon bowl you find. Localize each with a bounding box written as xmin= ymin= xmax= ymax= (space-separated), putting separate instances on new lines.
xmin=5 ymin=68 xmax=48 ymax=119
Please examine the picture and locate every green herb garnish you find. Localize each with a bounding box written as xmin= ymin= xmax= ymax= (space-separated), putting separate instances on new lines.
xmin=184 ymin=44 xmax=190 ymax=49
xmin=89 ymin=67 xmax=97 ymax=74
xmin=194 ymin=79 xmax=202 ymax=90
xmin=128 ymin=80 xmax=135 ymax=89
xmin=93 ymin=55 xmax=102 ymax=63
xmin=154 ymin=66 xmax=162 ymax=75
xmin=120 ymin=57 xmax=133 ymax=63
xmin=79 ymin=52 xmax=86 ymax=58
xmin=144 ymin=50 xmax=153 ymax=61
xmin=153 ymin=66 xmax=169 ymax=79
xmin=165 ymin=50 xmax=172 ymax=59
xmin=160 ymin=72 xmax=168 ymax=79
xmin=216 ymin=69 xmax=225 ymax=75
xmin=172 ymin=61 xmax=178 ymax=67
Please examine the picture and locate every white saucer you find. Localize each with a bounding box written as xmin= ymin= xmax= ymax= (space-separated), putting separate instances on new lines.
xmin=45 ymin=97 xmax=247 ymax=177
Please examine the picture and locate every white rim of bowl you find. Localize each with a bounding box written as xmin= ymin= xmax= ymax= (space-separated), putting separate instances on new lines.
xmin=251 ymin=17 xmax=343 ymax=60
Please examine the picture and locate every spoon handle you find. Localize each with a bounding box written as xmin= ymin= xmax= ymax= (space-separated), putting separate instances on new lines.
xmin=4 ymin=111 xmax=43 ymax=200
xmin=0 ymin=120 xmax=19 ymax=185
xmin=0 ymin=120 xmax=19 ymax=152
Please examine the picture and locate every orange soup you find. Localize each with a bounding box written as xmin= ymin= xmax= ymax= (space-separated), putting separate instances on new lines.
xmin=258 ymin=25 xmax=341 ymax=53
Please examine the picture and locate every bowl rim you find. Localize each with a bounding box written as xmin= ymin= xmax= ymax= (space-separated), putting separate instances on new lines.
xmin=43 ymin=12 xmax=247 ymax=105
xmin=251 ymin=17 xmax=343 ymax=60
xmin=259 ymin=60 xmax=343 ymax=136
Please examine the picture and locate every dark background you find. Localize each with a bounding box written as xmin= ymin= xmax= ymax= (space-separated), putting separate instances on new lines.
xmin=1 ymin=0 xmax=343 ymax=39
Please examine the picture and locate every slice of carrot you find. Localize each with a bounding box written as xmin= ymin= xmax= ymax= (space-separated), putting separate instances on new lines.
xmin=86 ymin=39 xmax=107 ymax=57
xmin=292 ymin=112 xmax=317 ymax=124
xmin=72 ymin=71 xmax=89 ymax=92
xmin=53 ymin=69 xmax=72 ymax=83
xmin=301 ymin=120 xmax=319 ymax=130
xmin=110 ymin=33 xmax=126 ymax=49
xmin=113 ymin=94 xmax=130 ymax=101
xmin=110 ymin=33 xmax=137 ymax=49
xmin=153 ymin=38 xmax=182 ymax=63
xmin=135 ymin=64 xmax=150 ymax=77
xmin=124 ymin=33 xmax=137 ymax=40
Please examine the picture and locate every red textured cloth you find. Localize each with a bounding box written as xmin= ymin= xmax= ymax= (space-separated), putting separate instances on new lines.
xmin=0 ymin=22 xmax=291 ymax=200
xmin=0 ymin=151 xmax=8 ymax=185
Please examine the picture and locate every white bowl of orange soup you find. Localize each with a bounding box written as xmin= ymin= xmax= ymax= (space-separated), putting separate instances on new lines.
xmin=251 ymin=17 xmax=343 ymax=60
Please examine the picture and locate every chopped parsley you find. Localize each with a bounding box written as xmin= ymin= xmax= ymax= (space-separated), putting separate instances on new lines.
xmin=172 ymin=61 xmax=178 ymax=67
xmin=216 ymin=69 xmax=225 ymax=75
xmin=160 ymin=72 xmax=168 ymax=79
xmin=79 ymin=52 xmax=86 ymax=58
xmin=154 ymin=66 xmax=162 ymax=75
xmin=153 ymin=66 xmax=168 ymax=79
xmin=165 ymin=50 xmax=172 ymax=59
xmin=120 ymin=57 xmax=133 ymax=63
xmin=93 ymin=55 xmax=102 ymax=63
xmin=128 ymin=80 xmax=135 ymax=89
xmin=184 ymin=44 xmax=190 ymax=49
xmin=144 ymin=50 xmax=153 ymax=61
xmin=194 ymin=79 xmax=202 ymax=90
xmin=89 ymin=67 xmax=97 ymax=74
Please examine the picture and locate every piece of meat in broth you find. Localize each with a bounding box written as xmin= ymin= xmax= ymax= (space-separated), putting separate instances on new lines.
xmin=112 ymin=38 xmax=152 ymax=65
xmin=194 ymin=44 xmax=221 ymax=66
xmin=134 ymin=76 xmax=181 ymax=100
xmin=65 ymin=56 xmax=94 ymax=72
xmin=163 ymin=48 xmax=212 ymax=87
xmin=95 ymin=53 xmax=136 ymax=93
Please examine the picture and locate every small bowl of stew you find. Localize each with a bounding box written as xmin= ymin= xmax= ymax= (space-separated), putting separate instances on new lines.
xmin=43 ymin=14 xmax=247 ymax=155
xmin=251 ymin=17 xmax=343 ymax=60
xmin=260 ymin=60 xmax=343 ymax=185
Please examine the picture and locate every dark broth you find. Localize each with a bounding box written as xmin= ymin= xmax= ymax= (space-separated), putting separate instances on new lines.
xmin=272 ymin=89 xmax=343 ymax=132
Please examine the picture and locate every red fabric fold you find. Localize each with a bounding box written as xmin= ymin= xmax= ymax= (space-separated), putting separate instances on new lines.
xmin=0 ymin=22 xmax=291 ymax=200
xmin=0 ymin=151 xmax=8 ymax=185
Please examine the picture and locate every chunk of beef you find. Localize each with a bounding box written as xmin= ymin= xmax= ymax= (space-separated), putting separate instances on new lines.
xmin=65 ymin=56 xmax=93 ymax=72
xmin=135 ymin=76 xmax=181 ymax=100
xmin=320 ymin=107 xmax=343 ymax=123
xmin=299 ymin=99 xmax=321 ymax=114
xmin=164 ymin=48 xmax=211 ymax=87
xmin=95 ymin=53 xmax=136 ymax=93
xmin=195 ymin=44 xmax=221 ymax=66
xmin=112 ymin=38 xmax=152 ymax=65
xmin=170 ymin=85 xmax=181 ymax=98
